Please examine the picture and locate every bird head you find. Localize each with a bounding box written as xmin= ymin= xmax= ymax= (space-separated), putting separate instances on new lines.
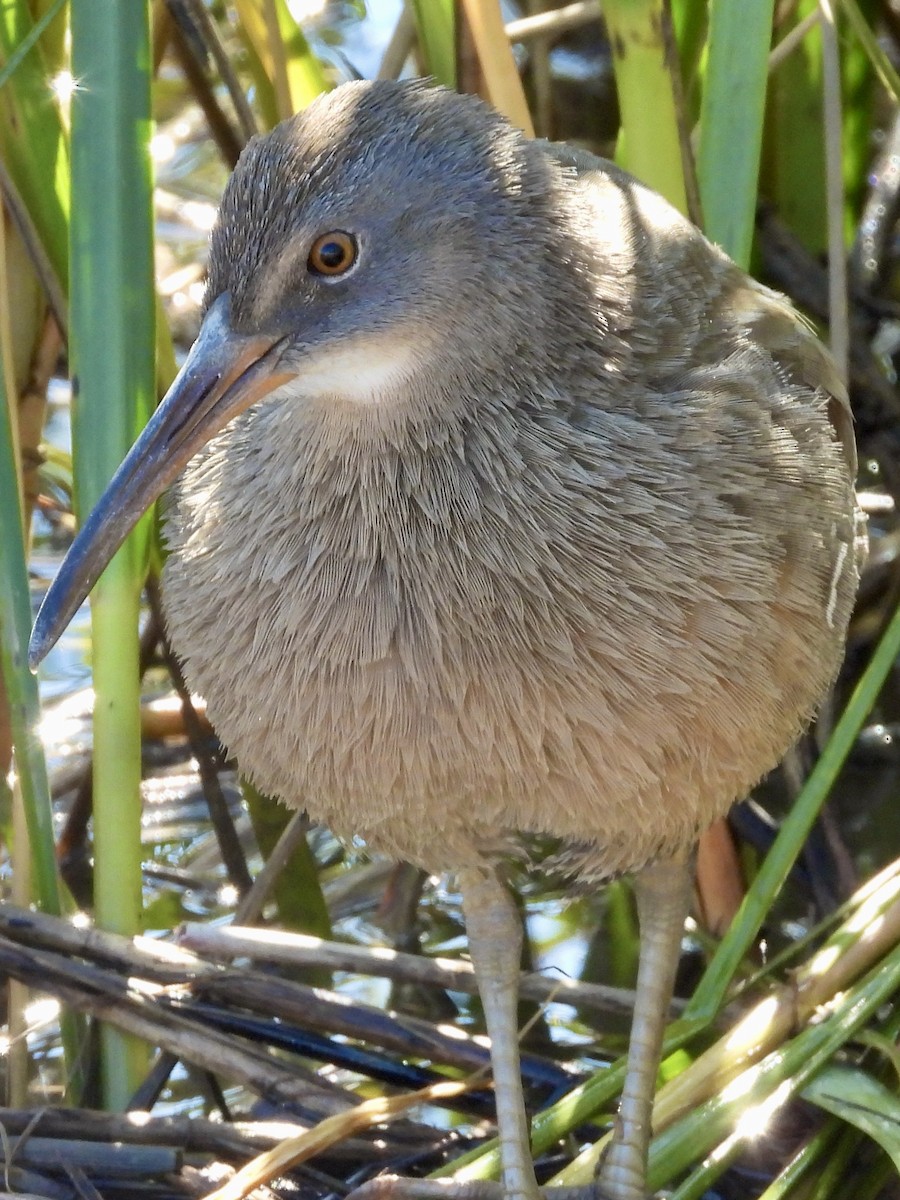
xmin=212 ymin=79 xmax=561 ymax=399
xmin=29 ymin=80 xmax=575 ymax=666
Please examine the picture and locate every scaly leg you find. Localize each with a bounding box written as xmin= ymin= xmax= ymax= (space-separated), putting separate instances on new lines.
xmin=460 ymin=866 xmax=542 ymax=1200
xmin=595 ymin=854 xmax=692 ymax=1200
xmin=348 ymin=859 xmax=691 ymax=1200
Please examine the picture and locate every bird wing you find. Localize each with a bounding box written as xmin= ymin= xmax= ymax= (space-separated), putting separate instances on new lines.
xmin=539 ymin=138 xmax=859 ymax=484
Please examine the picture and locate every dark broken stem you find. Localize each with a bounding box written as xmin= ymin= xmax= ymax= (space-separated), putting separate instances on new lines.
xmin=0 ymin=1106 xmax=324 ymax=1164
xmin=178 ymin=920 xmax=663 ymax=1023
xmin=0 ymin=933 xmax=358 ymax=1121
xmin=0 ymin=157 xmax=68 ymax=336
xmin=126 ymin=1049 xmax=180 ymax=1112
xmin=167 ymin=18 xmax=245 ymax=169
xmin=234 ymin=809 xmax=312 ymax=925
xmin=0 ymin=903 xmax=572 ymax=1086
xmin=146 ymin=578 xmax=254 ymax=898
xmin=176 ymin=0 xmax=258 ymax=145
xmin=9 ymin=1143 xmax=181 ymax=1182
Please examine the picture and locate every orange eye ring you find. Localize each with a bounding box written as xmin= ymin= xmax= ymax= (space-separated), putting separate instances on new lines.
xmin=308 ymin=231 xmax=358 ymax=277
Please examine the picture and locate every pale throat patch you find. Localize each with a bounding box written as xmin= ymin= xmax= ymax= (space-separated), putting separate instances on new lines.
xmin=289 ymin=333 xmax=421 ymax=407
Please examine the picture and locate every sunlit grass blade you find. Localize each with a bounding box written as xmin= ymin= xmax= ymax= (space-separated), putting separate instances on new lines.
xmin=233 ymin=0 xmax=328 ymax=119
xmin=804 ymin=1065 xmax=900 ymax=1170
xmin=837 ymin=0 xmax=900 ymax=102
xmin=0 ymin=1 xmax=70 ymax=298
xmin=0 ymin=0 xmax=65 ymax=90
xmin=546 ymin=861 xmax=900 ymax=1190
xmin=656 ymin=945 xmax=900 ymax=1195
xmin=70 ymin=0 xmax=155 ymax=1108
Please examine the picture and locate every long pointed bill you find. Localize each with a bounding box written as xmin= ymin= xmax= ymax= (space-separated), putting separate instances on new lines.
xmin=29 ymin=293 xmax=294 ymax=669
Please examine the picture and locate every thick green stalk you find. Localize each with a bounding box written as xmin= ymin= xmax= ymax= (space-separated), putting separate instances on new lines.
xmin=697 ymin=0 xmax=775 ymax=266
xmin=603 ymin=0 xmax=690 ymax=216
xmin=765 ymin=0 xmax=827 ymax=255
xmin=409 ymin=0 xmax=456 ymax=89
xmin=0 ymin=360 xmax=59 ymax=916
xmin=70 ymin=0 xmax=155 ymax=1107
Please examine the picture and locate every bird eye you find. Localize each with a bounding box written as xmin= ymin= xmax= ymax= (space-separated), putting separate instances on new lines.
xmin=308 ymin=231 xmax=358 ymax=277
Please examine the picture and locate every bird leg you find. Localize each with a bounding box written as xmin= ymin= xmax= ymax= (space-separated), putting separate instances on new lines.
xmin=594 ymin=854 xmax=693 ymax=1200
xmin=460 ymin=865 xmax=543 ymax=1200
xmin=348 ymin=858 xmax=691 ymax=1200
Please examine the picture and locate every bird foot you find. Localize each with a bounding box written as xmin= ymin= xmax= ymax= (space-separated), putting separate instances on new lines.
xmin=345 ymin=1178 xmax=505 ymax=1200
xmin=345 ymin=1177 xmax=659 ymax=1200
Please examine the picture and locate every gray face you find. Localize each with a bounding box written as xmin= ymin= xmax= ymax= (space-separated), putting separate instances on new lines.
xmin=205 ymin=80 xmax=576 ymax=390
xmin=28 ymin=80 xmax=583 ymax=663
